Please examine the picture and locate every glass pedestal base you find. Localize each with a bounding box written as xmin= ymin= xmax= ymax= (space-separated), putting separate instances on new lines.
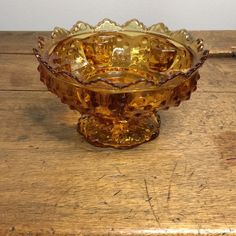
xmin=77 ymin=113 xmax=160 ymax=149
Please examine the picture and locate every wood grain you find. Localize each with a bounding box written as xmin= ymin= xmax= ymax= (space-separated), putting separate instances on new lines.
xmin=0 ymin=90 xmax=235 ymax=235
xmin=0 ymin=31 xmax=235 ymax=55
xmin=0 ymin=31 xmax=235 ymax=235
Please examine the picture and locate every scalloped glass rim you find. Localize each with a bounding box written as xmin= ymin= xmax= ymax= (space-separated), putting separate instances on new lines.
xmin=33 ymin=19 xmax=209 ymax=90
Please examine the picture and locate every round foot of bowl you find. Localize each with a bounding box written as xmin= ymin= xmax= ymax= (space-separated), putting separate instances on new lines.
xmin=77 ymin=113 xmax=160 ymax=149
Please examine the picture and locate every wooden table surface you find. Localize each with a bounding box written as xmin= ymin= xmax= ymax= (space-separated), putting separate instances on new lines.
xmin=0 ymin=31 xmax=235 ymax=236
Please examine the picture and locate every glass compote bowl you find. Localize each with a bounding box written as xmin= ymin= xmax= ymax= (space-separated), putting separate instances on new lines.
xmin=34 ymin=19 xmax=208 ymax=149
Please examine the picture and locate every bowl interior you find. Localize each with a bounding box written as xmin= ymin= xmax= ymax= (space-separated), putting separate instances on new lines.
xmin=47 ymin=31 xmax=194 ymax=90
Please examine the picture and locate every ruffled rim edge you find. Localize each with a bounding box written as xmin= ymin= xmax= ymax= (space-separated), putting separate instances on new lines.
xmin=33 ymin=19 xmax=209 ymax=89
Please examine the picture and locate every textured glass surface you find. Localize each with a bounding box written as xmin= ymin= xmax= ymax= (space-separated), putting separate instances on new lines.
xmin=34 ymin=19 xmax=208 ymax=149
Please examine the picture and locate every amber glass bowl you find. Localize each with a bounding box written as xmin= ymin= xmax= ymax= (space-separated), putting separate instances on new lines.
xmin=34 ymin=19 xmax=208 ymax=149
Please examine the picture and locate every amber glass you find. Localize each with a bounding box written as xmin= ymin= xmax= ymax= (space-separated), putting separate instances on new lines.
xmin=34 ymin=19 xmax=208 ymax=149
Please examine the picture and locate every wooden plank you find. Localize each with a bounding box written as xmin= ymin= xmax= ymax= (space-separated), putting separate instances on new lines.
xmin=0 ymin=54 xmax=236 ymax=92
xmin=0 ymin=89 xmax=235 ymax=235
xmin=0 ymin=31 xmax=48 ymax=54
xmin=191 ymin=31 xmax=236 ymax=56
xmin=0 ymin=31 xmax=235 ymax=55
xmin=0 ymin=54 xmax=46 ymax=91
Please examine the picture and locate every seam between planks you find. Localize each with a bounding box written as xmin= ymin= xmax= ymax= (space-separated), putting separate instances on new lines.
xmin=0 ymin=89 xmax=235 ymax=93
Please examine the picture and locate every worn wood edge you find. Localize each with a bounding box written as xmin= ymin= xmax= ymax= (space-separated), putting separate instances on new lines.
xmin=0 ymin=228 xmax=236 ymax=236
xmin=208 ymin=51 xmax=236 ymax=58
